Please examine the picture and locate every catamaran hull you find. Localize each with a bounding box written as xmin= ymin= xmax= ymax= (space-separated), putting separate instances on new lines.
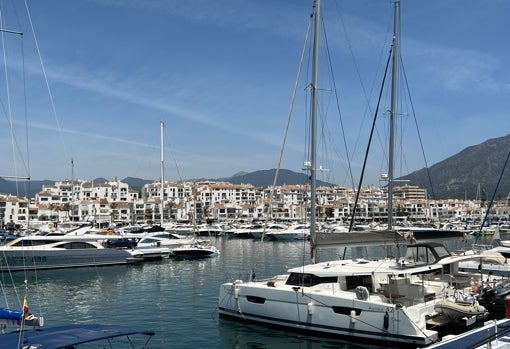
xmin=0 ymin=249 xmax=135 ymax=271
xmin=218 ymin=281 xmax=438 ymax=346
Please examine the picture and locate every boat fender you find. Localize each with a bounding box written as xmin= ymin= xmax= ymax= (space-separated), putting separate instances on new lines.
xmin=505 ymin=296 xmax=510 ymax=319
xmin=383 ymin=312 xmax=389 ymax=330
xmin=307 ymin=302 xmax=314 ymax=315
xmin=355 ymin=286 xmax=369 ymax=301
xmin=350 ymin=310 xmax=357 ymax=323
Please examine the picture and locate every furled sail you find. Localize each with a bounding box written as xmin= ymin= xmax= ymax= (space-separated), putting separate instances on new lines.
xmin=0 ymin=306 xmax=44 ymax=327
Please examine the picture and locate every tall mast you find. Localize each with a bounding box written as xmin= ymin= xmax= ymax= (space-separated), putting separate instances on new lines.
xmin=310 ymin=0 xmax=320 ymax=262
xmin=388 ymin=0 xmax=400 ymax=231
xmin=160 ymin=121 xmax=165 ymax=227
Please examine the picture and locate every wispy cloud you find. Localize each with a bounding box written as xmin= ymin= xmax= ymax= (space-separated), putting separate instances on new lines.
xmin=407 ymin=41 xmax=507 ymax=94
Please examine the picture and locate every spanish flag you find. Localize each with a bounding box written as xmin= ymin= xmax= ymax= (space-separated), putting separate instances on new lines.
xmin=23 ymin=297 xmax=29 ymax=318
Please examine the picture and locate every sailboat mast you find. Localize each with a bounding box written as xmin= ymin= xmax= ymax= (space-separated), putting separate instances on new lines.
xmin=160 ymin=121 xmax=165 ymax=227
xmin=388 ymin=0 xmax=400 ymax=231
xmin=310 ymin=0 xmax=320 ymax=261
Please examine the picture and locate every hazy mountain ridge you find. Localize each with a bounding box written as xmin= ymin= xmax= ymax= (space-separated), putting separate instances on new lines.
xmin=400 ymin=134 xmax=510 ymax=200
xmin=2 ymin=134 xmax=510 ymax=200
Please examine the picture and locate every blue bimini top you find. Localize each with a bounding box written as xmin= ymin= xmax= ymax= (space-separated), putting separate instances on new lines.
xmin=0 ymin=324 xmax=155 ymax=349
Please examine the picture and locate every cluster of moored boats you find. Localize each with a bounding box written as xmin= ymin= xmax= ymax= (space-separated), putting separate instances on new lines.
xmin=1 ymin=218 xmax=509 ymax=271
xmin=0 ymin=222 xmax=222 ymax=272
xmin=0 ymin=218 xmax=351 ymax=271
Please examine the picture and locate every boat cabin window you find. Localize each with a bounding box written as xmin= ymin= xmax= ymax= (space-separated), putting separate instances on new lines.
xmin=432 ymin=245 xmax=450 ymax=259
xmin=153 ymin=233 xmax=172 ymax=239
xmin=10 ymin=239 xmax=56 ymax=247
xmin=59 ymin=242 xmax=96 ymax=249
xmin=405 ymin=246 xmax=437 ymax=264
xmin=345 ymin=275 xmax=372 ymax=291
xmin=141 ymin=238 xmax=159 ymax=244
xmin=285 ymin=273 xmax=337 ymax=287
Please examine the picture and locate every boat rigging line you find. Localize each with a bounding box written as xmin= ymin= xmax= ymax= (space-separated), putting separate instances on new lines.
xmin=348 ymin=45 xmax=392 ymax=233
xmin=475 ymin=149 xmax=510 ymax=244
xmin=251 ymin=8 xmax=313 ymax=279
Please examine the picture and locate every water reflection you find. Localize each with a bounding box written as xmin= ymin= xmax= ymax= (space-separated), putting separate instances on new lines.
xmin=218 ymin=318 xmax=388 ymax=349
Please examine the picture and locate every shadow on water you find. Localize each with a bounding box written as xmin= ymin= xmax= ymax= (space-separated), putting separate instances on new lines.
xmin=218 ymin=318 xmax=388 ymax=349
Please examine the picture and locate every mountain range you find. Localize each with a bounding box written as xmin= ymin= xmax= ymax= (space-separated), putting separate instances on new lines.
xmin=401 ymin=134 xmax=510 ymax=201
xmin=1 ymin=134 xmax=509 ymax=200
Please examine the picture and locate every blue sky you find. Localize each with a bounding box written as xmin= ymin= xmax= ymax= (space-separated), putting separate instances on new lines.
xmin=2 ymin=0 xmax=509 ymax=187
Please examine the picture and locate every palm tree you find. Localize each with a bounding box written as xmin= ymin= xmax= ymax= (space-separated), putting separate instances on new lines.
xmin=165 ymin=202 xmax=175 ymax=220
xmin=62 ymin=202 xmax=71 ymax=221
xmin=48 ymin=203 xmax=57 ymax=221
xmin=110 ymin=202 xmax=118 ymax=221
xmin=145 ymin=207 xmax=153 ymax=224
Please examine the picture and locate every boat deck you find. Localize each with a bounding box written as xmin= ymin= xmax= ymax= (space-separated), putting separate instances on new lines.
xmin=425 ymin=318 xmax=510 ymax=349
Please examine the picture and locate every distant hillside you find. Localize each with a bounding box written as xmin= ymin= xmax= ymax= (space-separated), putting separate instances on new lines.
xmin=120 ymin=177 xmax=153 ymax=191
xmin=400 ymin=134 xmax=510 ymax=200
xmin=0 ymin=177 xmax=53 ymax=198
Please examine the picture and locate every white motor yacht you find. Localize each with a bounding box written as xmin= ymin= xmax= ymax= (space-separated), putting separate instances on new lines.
xmin=129 ymin=231 xmax=195 ymax=260
xmin=265 ymin=223 xmax=309 ymax=241
xmin=0 ymin=235 xmax=136 ymax=271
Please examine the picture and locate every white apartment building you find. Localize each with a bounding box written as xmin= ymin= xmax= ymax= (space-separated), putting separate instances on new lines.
xmin=0 ymin=195 xmax=29 ymax=228
xmin=32 ymin=179 xmax=141 ymax=223
xmin=36 ymin=179 xmax=138 ymax=204
xmin=2 ymin=178 xmax=508 ymax=228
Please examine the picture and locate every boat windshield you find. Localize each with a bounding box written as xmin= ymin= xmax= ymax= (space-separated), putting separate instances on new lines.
xmin=405 ymin=245 xmax=438 ymax=265
xmin=405 ymin=243 xmax=453 ymax=264
xmin=8 ymin=239 xmax=58 ymax=247
xmin=432 ymin=245 xmax=450 ymax=259
xmin=285 ymin=272 xmax=337 ymax=287
xmin=59 ymin=242 xmax=97 ymax=249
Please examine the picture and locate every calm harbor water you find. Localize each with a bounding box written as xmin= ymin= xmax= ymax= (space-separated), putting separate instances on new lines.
xmin=0 ymin=236 xmax=476 ymax=349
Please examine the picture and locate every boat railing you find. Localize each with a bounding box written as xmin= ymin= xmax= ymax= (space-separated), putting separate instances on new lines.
xmin=472 ymin=243 xmax=494 ymax=252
